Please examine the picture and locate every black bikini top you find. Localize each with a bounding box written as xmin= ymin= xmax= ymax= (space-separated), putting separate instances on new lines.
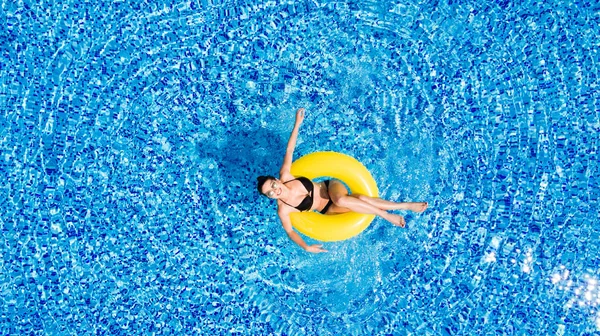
xmin=280 ymin=177 xmax=314 ymax=211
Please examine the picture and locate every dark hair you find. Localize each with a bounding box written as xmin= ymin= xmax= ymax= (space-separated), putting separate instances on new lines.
xmin=256 ymin=175 xmax=276 ymax=196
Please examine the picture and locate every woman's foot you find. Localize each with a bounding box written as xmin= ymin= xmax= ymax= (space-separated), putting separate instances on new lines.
xmin=404 ymin=202 xmax=428 ymax=213
xmin=387 ymin=214 xmax=406 ymax=227
xmin=412 ymin=202 xmax=429 ymax=213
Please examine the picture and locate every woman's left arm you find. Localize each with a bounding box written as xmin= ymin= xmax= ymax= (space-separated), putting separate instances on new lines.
xmin=279 ymin=108 xmax=305 ymax=179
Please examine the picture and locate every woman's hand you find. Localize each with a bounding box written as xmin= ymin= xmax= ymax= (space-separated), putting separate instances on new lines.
xmin=305 ymin=244 xmax=327 ymax=253
xmin=295 ymin=108 xmax=305 ymax=126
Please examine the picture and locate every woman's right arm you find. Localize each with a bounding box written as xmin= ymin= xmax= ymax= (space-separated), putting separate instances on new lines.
xmin=278 ymin=208 xmax=327 ymax=253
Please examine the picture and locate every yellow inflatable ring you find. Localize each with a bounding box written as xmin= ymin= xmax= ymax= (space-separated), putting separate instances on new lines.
xmin=289 ymin=151 xmax=379 ymax=242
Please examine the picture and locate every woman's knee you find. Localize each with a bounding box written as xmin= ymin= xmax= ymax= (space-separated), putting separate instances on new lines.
xmin=330 ymin=193 xmax=343 ymax=204
xmin=356 ymin=194 xmax=369 ymax=202
xmin=333 ymin=194 xmax=352 ymax=207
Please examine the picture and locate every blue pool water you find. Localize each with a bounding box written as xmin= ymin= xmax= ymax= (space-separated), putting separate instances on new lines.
xmin=1 ymin=0 xmax=599 ymax=334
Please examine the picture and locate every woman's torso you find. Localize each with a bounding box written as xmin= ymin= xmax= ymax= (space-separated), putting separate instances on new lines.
xmin=279 ymin=177 xmax=330 ymax=212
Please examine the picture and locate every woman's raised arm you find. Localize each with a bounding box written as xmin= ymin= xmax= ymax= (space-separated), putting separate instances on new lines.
xmin=279 ymin=108 xmax=305 ymax=179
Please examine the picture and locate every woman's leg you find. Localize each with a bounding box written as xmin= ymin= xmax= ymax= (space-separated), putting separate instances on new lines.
xmin=355 ymin=195 xmax=428 ymax=212
xmin=326 ymin=180 xmax=406 ymax=227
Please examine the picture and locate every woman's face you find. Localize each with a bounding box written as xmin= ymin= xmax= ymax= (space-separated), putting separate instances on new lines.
xmin=261 ymin=178 xmax=283 ymax=199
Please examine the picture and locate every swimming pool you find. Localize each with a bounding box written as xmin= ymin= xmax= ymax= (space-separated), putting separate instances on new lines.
xmin=1 ymin=0 xmax=599 ymax=334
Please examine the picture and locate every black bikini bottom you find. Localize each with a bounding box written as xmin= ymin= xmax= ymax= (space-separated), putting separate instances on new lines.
xmin=320 ymin=180 xmax=334 ymax=214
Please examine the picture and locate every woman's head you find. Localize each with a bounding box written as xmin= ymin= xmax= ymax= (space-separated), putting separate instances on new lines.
xmin=257 ymin=175 xmax=279 ymax=198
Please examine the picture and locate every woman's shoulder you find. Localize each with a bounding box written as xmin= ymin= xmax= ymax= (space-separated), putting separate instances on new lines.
xmin=279 ymin=170 xmax=295 ymax=182
xmin=276 ymin=200 xmax=297 ymax=215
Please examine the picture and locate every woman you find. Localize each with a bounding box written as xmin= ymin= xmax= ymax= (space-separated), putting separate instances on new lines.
xmin=257 ymin=108 xmax=428 ymax=253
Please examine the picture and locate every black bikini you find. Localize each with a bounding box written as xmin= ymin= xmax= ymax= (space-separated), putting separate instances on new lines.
xmin=280 ymin=177 xmax=334 ymax=214
xmin=280 ymin=177 xmax=314 ymax=211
